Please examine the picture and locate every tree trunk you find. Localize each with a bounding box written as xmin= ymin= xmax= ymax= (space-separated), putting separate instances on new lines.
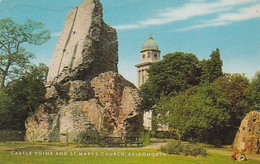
xmin=0 ymin=59 xmax=11 ymax=88
xmin=0 ymin=75 xmax=5 ymax=88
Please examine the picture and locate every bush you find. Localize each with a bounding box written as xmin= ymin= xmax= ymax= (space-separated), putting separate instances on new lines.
xmin=154 ymin=131 xmax=178 ymax=139
xmin=78 ymin=129 xmax=108 ymax=146
xmin=161 ymin=140 xmax=207 ymax=156
xmin=0 ymin=130 xmax=25 ymax=142
xmin=142 ymin=131 xmax=150 ymax=146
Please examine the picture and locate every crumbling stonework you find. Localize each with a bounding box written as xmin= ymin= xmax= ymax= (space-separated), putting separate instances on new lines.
xmin=233 ymin=111 xmax=260 ymax=154
xmin=25 ymin=0 xmax=143 ymax=143
xmin=46 ymin=0 xmax=118 ymax=87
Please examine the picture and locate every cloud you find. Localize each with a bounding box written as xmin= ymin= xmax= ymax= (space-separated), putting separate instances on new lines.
xmin=181 ymin=3 xmax=260 ymax=31
xmin=210 ymin=4 xmax=260 ymax=22
xmin=51 ymin=32 xmax=61 ymax=37
xmin=113 ymin=24 xmax=142 ymax=30
xmin=179 ymin=21 xmax=230 ymax=31
xmin=114 ymin=0 xmax=258 ymax=30
xmin=191 ymin=0 xmax=206 ymax=2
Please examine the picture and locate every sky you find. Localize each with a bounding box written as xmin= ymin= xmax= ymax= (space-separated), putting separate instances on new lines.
xmin=0 ymin=0 xmax=260 ymax=85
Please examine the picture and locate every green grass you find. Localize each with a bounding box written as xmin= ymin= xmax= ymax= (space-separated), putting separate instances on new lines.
xmin=0 ymin=142 xmax=259 ymax=164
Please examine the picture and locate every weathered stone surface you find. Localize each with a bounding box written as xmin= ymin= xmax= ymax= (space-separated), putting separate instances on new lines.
xmin=46 ymin=0 xmax=118 ymax=87
xmin=25 ymin=103 xmax=59 ymax=142
xmin=59 ymin=100 xmax=104 ymax=143
xmin=233 ymin=111 xmax=260 ymax=154
xmin=25 ymin=0 xmax=143 ymax=143
xmin=91 ymin=72 xmax=143 ymax=136
xmin=25 ymin=72 xmax=143 ymax=142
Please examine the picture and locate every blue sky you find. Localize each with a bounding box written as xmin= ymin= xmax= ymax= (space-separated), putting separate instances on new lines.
xmin=0 ymin=0 xmax=260 ymax=85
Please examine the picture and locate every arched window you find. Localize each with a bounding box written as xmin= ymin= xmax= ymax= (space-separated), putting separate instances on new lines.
xmin=154 ymin=54 xmax=158 ymax=59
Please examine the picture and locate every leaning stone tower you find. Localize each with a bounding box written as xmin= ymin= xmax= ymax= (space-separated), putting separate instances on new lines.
xmin=135 ymin=34 xmax=161 ymax=130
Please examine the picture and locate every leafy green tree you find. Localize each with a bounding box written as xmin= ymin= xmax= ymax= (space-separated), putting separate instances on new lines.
xmin=157 ymin=84 xmax=230 ymax=146
xmin=141 ymin=52 xmax=200 ymax=110
xmin=2 ymin=63 xmax=48 ymax=130
xmin=248 ymin=71 xmax=260 ymax=111
xmin=157 ymin=73 xmax=250 ymax=146
xmin=140 ymin=82 xmax=157 ymax=111
xmin=0 ymin=88 xmax=14 ymax=129
xmin=199 ymin=48 xmax=223 ymax=83
xmin=0 ymin=18 xmax=50 ymax=87
xmin=216 ymin=74 xmax=250 ymax=129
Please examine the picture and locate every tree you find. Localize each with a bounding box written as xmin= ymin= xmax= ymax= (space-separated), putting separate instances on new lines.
xmin=248 ymin=71 xmax=260 ymax=111
xmin=156 ymin=73 xmax=251 ymax=146
xmin=1 ymin=63 xmax=48 ymax=130
xmin=157 ymin=84 xmax=230 ymax=146
xmin=140 ymin=82 xmax=157 ymax=111
xmin=216 ymin=73 xmax=250 ymax=129
xmin=0 ymin=88 xmax=14 ymax=129
xmin=199 ymin=48 xmax=223 ymax=84
xmin=141 ymin=52 xmax=200 ymax=110
xmin=0 ymin=18 xmax=50 ymax=87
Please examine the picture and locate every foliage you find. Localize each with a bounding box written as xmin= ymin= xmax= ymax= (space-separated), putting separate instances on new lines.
xmin=142 ymin=131 xmax=150 ymax=146
xmin=7 ymin=63 xmax=48 ymax=113
xmin=0 ymin=130 xmax=25 ymax=142
xmin=199 ymin=48 xmax=223 ymax=84
xmin=157 ymin=74 xmax=251 ymax=146
xmin=0 ymin=88 xmax=14 ymax=129
xmin=0 ymin=18 xmax=50 ymax=87
xmin=0 ymin=63 xmax=48 ymax=130
xmin=216 ymin=74 xmax=250 ymax=130
xmin=141 ymin=52 xmax=200 ymax=111
xmin=140 ymin=82 xmax=157 ymax=111
xmin=79 ymin=130 xmax=101 ymax=145
xmin=140 ymin=50 xmax=224 ymax=112
xmin=161 ymin=140 xmax=207 ymax=156
xmin=78 ymin=129 xmax=108 ymax=146
xmin=248 ymin=70 xmax=260 ymax=111
xmin=158 ymin=85 xmax=229 ymax=146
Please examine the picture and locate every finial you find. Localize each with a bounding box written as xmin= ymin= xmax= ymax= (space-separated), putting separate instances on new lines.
xmin=149 ymin=33 xmax=153 ymax=39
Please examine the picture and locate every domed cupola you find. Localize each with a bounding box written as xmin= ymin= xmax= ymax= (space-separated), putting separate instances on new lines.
xmin=141 ymin=35 xmax=159 ymax=51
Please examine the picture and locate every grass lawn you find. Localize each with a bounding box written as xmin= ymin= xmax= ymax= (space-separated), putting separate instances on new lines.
xmin=0 ymin=142 xmax=259 ymax=164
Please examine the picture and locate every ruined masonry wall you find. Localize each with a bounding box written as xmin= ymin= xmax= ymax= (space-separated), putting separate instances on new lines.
xmin=46 ymin=0 xmax=95 ymax=85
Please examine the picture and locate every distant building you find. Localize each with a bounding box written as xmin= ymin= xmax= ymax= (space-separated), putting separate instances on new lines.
xmin=135 ymin=34 xmax=161 ymax=130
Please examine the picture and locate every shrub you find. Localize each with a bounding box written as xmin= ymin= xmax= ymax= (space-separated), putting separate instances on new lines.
xmin=78 ymin=129 xmax=108 ymax=146
xmin=143 ymin=131 xmax=150 ymax=146
xmin=0 ymin=130 xmax=25 ymax=142
xmin=161 ymin=140 xmax=207 ymax=156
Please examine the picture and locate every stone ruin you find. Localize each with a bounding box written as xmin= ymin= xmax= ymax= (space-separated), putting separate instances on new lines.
xmin=25 ymin=0 xmax=143 ymax=143
xmin=233 ymin=111 xmax=260 ymax=154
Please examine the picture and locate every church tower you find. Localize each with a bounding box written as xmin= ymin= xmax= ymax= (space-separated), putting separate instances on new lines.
xmin=135 ymin=34 xmax=161 ymax=130
xmin=135 ymin=34 xmax=161 ymax=88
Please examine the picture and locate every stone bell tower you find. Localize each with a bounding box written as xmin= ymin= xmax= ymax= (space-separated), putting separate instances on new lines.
xmin=135 ymin=34 xmax=161 ymax=130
